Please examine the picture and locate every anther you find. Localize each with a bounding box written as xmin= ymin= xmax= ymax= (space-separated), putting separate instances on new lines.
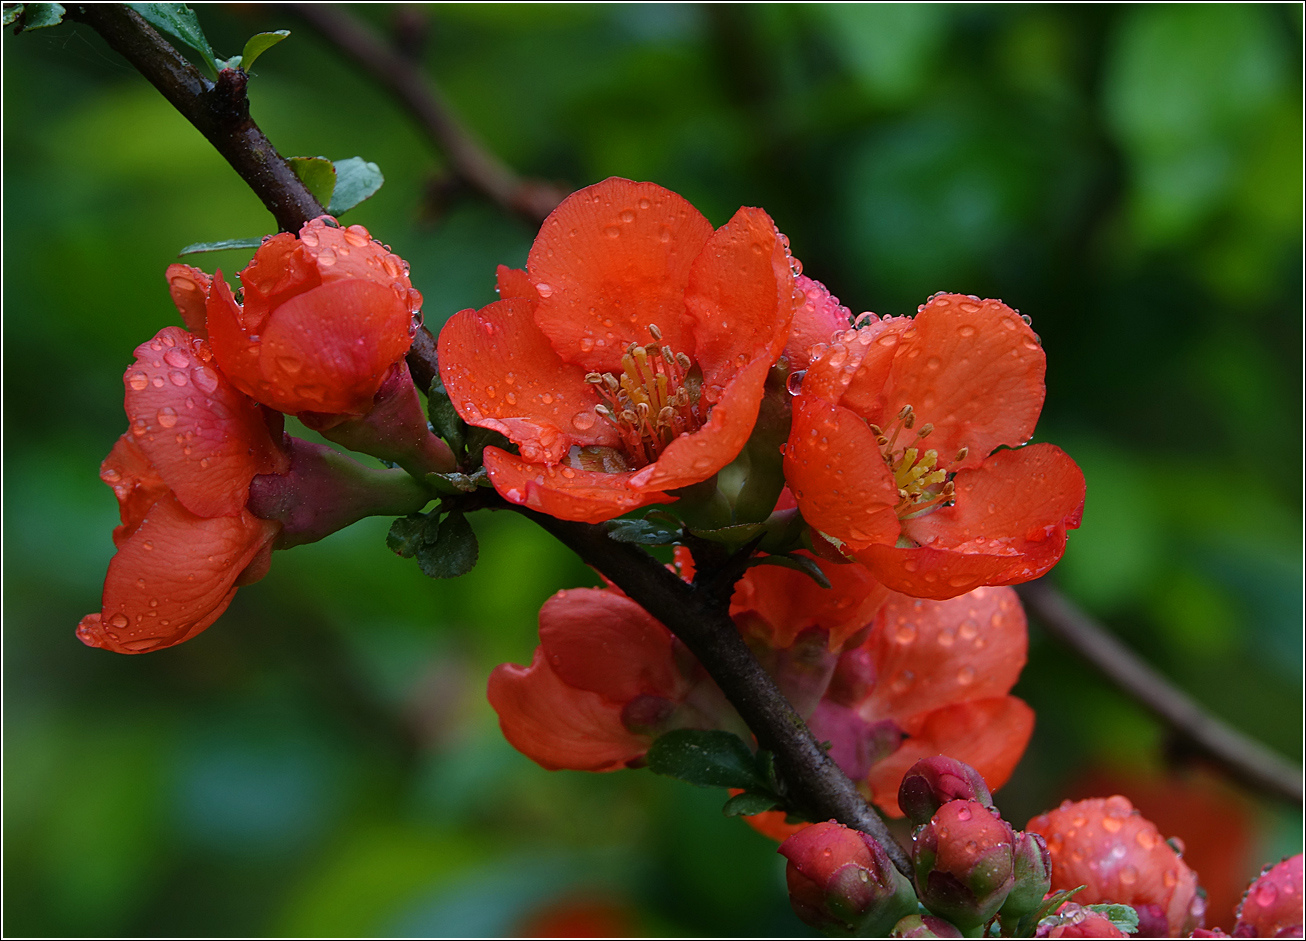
xmin=636 ymin=402 xmax=650 ymax=420
xmin=621 ymin=409 xmax=638 ymax=424
xmin=662 ymin=346 xmax=676 ymax=365
xmin=904 ymin=412 xmax=916 ymax=430
xmin=954 ymin=447 xmax=968 ymax=463
xmin=658 ymin=406 xmax=675 ymax=425
xmin=648 ymin=323 xmax=662 ymax=341
xmin=898 ymin=405 xmax=913 ymax=421
xmin=676 ymin=352 xmax=692 ymax=370
xmin=585 ymin=372 xmax=603 ymax=384
xmin=604 ymin=374 xmax=620 ymax=394
xmin=595 ymin=405 xmax=614 ymax=419
xmin=917 ymin=423 xmax=934 ymax=439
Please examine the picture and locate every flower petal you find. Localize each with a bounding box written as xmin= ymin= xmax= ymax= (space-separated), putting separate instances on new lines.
xmin=77 ymin=492 xmax=279 ymax=654
xmin=883 ymin=295 xmax=1045 ymax=470
xmin=124 ymin=326 xmax=287 ymax=518
xmin=496 ymin=264 xmax=538 ymax=300
xmin=862 ymin=443 xmax=1085 ymax=598
xmin=785 ymin=276 xmax=851 ymax=370
xmin=800 ymin=318 xmax=911 ymax=412
xmin=539 ymin=587 xmax=684 ymax=702
xmin=731 ymin=551 xmax=889 ymax=651
xmin=858 ymin=586 xmax=1027 ymax=723
xmin=487 ymin=648 xmax=649 ymax=772
xmin=528 ymin=178 xmax=714 ymax=372
xmin=866 ymin=696 xmax=1034 ymax=817
xmin=438 ymin=299 xmax=618 ymax=462
xmin=100 ymin=435 xmax=168 ymax=547
xmin=165 ymin=263 xmax=212 ymax=338
xmin=784 ymin=394 xmax=901 ymax=551
xmin=483 ymin=446 xmax=675 ymax=524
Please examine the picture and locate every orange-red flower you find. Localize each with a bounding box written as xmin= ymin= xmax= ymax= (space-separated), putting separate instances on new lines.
xmin=1236 ymin=855 xmax=1303 ymax=938
xmin=439 ymin=177 xmax=796 ymax=523
xmin=199 ymin=217 xmax=422 ymax=416
xmin=784 ymin=293 xmax=1085 ymax=600
xmin=1026 ymin=796 xmax=1205 ymax=937
xmin=77 ymin=326 xmax=287 ymax=654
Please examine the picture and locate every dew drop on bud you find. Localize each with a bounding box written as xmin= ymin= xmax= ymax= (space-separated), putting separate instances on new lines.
xmin=786 ymin=370 xmax=806 ymax=395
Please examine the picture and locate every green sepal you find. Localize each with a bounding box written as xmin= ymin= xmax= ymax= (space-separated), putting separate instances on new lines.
xmin=722 ymin=791 xmax=780 ymax=816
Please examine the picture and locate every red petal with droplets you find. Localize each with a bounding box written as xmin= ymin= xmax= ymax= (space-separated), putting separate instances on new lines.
xmin=165 ymin=263 xmax=212 ymax=338
xmin=123 ymin=326 xmax=287 ymax=518
xmin=858 ymin=586 xmax=1027 ymax=722
xmin=866 ymin=696 xmax=1034 ymax=817
xmin=496 ymin=264 xmax=538 ymax=300
xmin=539 ymin=587 xmax=684 ymax=702
xmin=76 ymin=492 xmax=280 ymax=654
xmin=238 ymin=232 xmax=317 ymax=332
xmin=438 ymin=299 xmax=618 ymax=462
xmin=785 ymin=275 xmax=851 ymax=370
xmin=482 ymin=446 xmax=675 ymax=524
xmin=783 ymin=394 xmax=901 ymax=551
xmin=528 ymin=178 xmax=714 ymax=373
xmin=100 ymin=435 xmax=168 ymax=547
xmin=881 ymin=294 xmax=1045 ymax=472
xmin=730 ymin=552 xmax=889 ymax=651
xmin=487 ymin=648 xmax=649 ymax=772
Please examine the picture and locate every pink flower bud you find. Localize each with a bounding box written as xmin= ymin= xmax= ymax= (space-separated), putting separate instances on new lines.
xmin=780 ymin=820 xmax=918 ymax=935
xmin=1234 ymin=854 xmax=1303 ymax=938
xmin=999 ymin=831 xmax=1053 ymax=923
xmin=899 ymin=756 xmax=996 ymax=826
xmin=892 ymin=913 xmax=965 ymax=937
xmin=912 ymin=800 xmax=1016 ymax=930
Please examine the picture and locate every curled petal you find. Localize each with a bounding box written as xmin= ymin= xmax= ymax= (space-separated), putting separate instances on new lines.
xmin=438 ymin=299 xmax=617 ymax=462
xmin=801 ymin=317 xmax=911 ymax=412
xmin=731 ymin=552 xmax=889 ymax=651
xmin=538 ymin=587 xmax=684 ymax=702
xmin=482 ymin=446 xmax=675 ymax=524
xmin=866 ymin=696 xmax=1034 ymax=817
xmin=859 ymin=586 xmax=1027 ymax=722
xmin=882 ymin=295 xmax=1045 ymax=471
xmin=165 ymin=263 xmax=212 ymax=337
xmin=487 ymin=648 xmax=649 ymax=772
xmin=100 ymin=435 xmax=168 ymax=547
xmin=784 ymin=394 xmax=901 ymax=551
xmin=77 ymin=492 xmax=279 ymax=654
xmin=529 ymin=178 xmax=714 ymax=372
xmin=124 ymin=326 xmax=287 ymax=517
xmin=784 ymin=275 xmax=851 ymax=370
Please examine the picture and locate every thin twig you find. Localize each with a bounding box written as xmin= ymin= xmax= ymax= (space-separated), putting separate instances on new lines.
xmin=1016 ymin=579 xmax=1303 ymax=806
xmin=289 ymin=3 xmax=566 ymax=224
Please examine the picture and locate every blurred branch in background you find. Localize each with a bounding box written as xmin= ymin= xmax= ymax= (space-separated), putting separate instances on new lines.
xmin=288 ymin=3 xmax=567 ymax=224
xmin=1018 ymin=579 xmax=1303 ymax=807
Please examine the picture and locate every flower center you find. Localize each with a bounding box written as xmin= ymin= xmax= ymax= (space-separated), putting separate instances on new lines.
xmin=871 ymin=405 xmax=966 ymax=520
xmin=584 ymin=325 xmax=703 ymax=468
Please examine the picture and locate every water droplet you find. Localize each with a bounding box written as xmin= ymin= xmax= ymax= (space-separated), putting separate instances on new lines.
xmin=826 ymin=347 xmax=847 ymax=368
xmin=579 ymin=337 xmax=595 ymax=352
xmin=163 ymin=349 xmax=188 ymax=368
xmin=505 ymin=392 xmax=517 ymax=405
xmin=151 ymin=376 xmax=165 ymax=388
xmin=344 ymin=226 xmax=370 ymax=247
xmin=318 ymin=248 xmax=337 ymax=266
xmin=620 ymin=209 xmax=635 ymax=223
xmin=1120 ymin=865 xmax=1138 ymax=885
xmin=109 ymin=613 xmax=129 ymax=629
xmin=1102 ymin=817 xmax=1122 ymax=833
xmin=659 ymin=227 xmax=671 ymax=243
xmin=638 ymin=198 xmax=650 ymax=210
xmin=168 ymin=370 xmax=189 ymax=387
xmin=957 ymin=325 xmax=977 ymax=338
xmin=956 ymin=804 xmax=973 ymax=821
xmin=1163 ymin=870 xmax=1178 ymax=888
xmin=937 ymin=626 xmax=956 ymax=647
xmin=156 ymin=407 xmax=178 ymax=428
xmin=1135 ymin=829 xmax=1158 ymax=850
xmin=127 ymin=371 xmax=149 ymax=391
xmin=192 ymin=366 xmax=220 ymax=394
xmin=894 ymin=620 xmax=917 ymax=643
xmin=142 ymin=541 xmax=154 ymax=551
xmin=957 ymin=666 xmax=975 ymax=685
xmin=130 ymin=418 xmax=148 ymax=437
xmin=604 ymin=226 xmax=620 ymax=239
xmin=572 ymin=410 xmax=597 ymax=431
xmin=785 ymin=370 xmax=806 ymax=395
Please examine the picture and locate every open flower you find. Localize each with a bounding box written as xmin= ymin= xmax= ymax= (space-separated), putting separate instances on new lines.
xmin=784 ymin=293 xmax=1085 ymax=599
xmin=77 ymin=326 xmax=287 ymax=654
xmin=439 ymin=177 xmax=796 ymax=523
xmin=201 ymin=217 xmax=422 ymax=416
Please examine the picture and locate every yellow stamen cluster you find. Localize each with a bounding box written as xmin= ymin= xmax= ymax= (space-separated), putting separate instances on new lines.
xmin=586 ymin=325 xmax=702 ymax=467
xmin=871 ymin=404 xmax=963 ymax=519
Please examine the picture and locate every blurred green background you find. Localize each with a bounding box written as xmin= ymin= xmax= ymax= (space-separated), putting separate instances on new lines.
xmin=3 ymin=4 xmax=1301 ymax=936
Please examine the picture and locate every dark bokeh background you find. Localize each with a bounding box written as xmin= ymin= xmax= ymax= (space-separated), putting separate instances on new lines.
xmin=4 ymin=4 xmax=1301 ymax=936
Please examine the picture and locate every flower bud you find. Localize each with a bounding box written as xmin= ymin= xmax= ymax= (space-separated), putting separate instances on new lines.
xmin=899 ymin=756 xmax=996 ymax=827
xmin=1034 ymin=903 xmax=1129 ymax=938
xmin=891 ymin=914 xmax=964 ymax=937
xmin=999 ymin=831 xmax=1053 ymax=923
xmin=1234 ymin=854 xmax=1303 ymax=938
xmin=780 ymin=821 xmax=918 ymax=935
xmin=912 ymin=800 xmax=1016 ymax=930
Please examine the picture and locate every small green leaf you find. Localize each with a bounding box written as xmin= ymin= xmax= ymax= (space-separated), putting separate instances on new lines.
xmin=328 ymin=157 xmax=385 ymax=215
xmin=1023 ymin=886 xmax=1086 ymax=936
xmin=178 ymin=236 xmax=263 ymax=255
xmin=386 ymin=513 xmax=433 ymax=559
xmin=129 ymin=4 xmax=217 ymax=72
xmin=18 ymin=2 xmax=63 ymax=29
xmin=288 ymin=156 xmax=336 ymax=208
xmin=743 ymin=552 xmax=831 ymax=589
xmin=604 ymin=516 xmax=683 ymax=546
xmin=1086 ymin=904 xmax=1139 ymax=935
xmin=416 ymin=511 xmax=478 ymax=579
xmin=3 ymin=6 xmax=24 ymax=28
xmin=646 ymin=729 xmax=768 ymax=791
xmin=240 ymin=29 xmax=289 ymax=71
xmin=722 ymin=791 xmax=780 ymax=816
xmin=426 ymin=376 xmax=465 ymax=453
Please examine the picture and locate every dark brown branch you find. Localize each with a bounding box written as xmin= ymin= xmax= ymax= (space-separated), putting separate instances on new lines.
xmin=289 ymin=3 xmax=566 ymax=224
xmin=67 ymin=4 xmax=324 ymax=233
xmin=1016 ymin=579 xmax=1303 ymax=807
xmin=511 ymin=504 xmax=914 ymax=877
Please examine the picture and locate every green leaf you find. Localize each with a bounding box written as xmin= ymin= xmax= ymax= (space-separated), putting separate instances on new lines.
xmin=646 ymin=729 xmax=769 ymax=792
xmin=3 ymin=6 xmax=23 ymax=28
xmin=426 ymin=376 xmax=465 ymax=453
xmin=128 ymin=4 xmax=217 ymax=72
xmin=240 ymin=29 xmax=289 ymax=71
xmin=743 ymin=552 xmax=832 ymax=589
xmin=1023 ymin=886 xmax=1086 ymax=936
xmin=328 ymin=157 xmax=385 ymax=215
xmin=1086 ymin=904 xmax=1139 ymax=935
xmin=416 ymin=512 xmax=478 ymax=579
xmin=604 ymin=516 xmax=683 ymax=546
xmin=178 ymin=236 xmax=263 ymax=255
xmin=18 ymin=3 xmax=63 ymax=29
xmin=722 ymin=791 xmax=780 ymax=816
xmin=288 ymin=156 xmax=337 ymax=208
xmin=386 ymin=513 xmax=435 ymax=559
